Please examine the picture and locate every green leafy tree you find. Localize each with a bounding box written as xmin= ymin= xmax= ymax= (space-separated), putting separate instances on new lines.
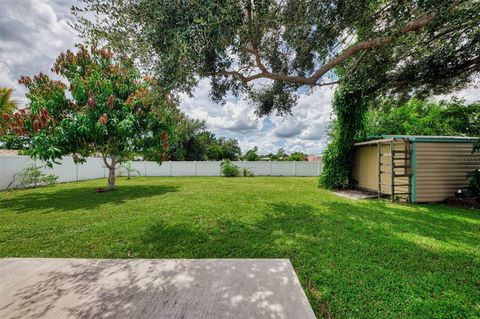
xmin=363 ymin=98 xmax=480 ymax=137
xmin=288 ymin=152 xmax=307 ymax=161
xmin=168 ymin=117 xmax=208 ymax=161
xmin=74 ymin=0 xmax=478 ymax=114
xmin=3 ymin=46 xmax=176 ymax=191
xmin=204 ymin=135 xmax=241 ymax=161
xmin=243 ymin=146 xmax=260 ymax=161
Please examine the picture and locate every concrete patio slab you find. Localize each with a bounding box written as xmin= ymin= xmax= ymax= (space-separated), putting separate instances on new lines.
xmin=0 ymin=258 xmax=316 ymax=319
xmin=333 ymin=189 xmax=377 ymax=200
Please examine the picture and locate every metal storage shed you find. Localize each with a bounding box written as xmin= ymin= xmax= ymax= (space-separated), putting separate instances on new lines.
xmin=352 ymin=135 xmax=480 ymax=203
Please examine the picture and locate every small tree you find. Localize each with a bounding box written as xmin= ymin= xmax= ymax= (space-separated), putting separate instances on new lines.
xmin=119 ymin=161 xmax=141 ymax=179
xmin=7 ymin=165 xmax=58 ymax=190
xmin=3 ymin=46 xmax=176 ymax=191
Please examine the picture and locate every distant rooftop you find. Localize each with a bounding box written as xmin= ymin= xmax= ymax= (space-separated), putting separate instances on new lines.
xmin=0 ymin=149 xmax=18 ymax=155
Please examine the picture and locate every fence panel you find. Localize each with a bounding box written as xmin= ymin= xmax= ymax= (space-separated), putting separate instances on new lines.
xmin=171 ymin=161 xmax=196 ymax=176
xmin=42 ymin=157 xmax=78 ymax=183
xmin=77 ymin=157 xmax=105 ymax=181
xmin=295 ymin=162 xmax=322 ymax=176
xmin=145 ymin=161 xmax=170 ymax=176
xmin=270 ymin=162 xmax=295 ymax=176
xmin=0 ymin=155 xmax=33 ymax=189
xmin=196 ymin=161 xmax=221 ymax=176
xmin=236 ymin=161 xmax=271 ymax=175
xmin=0 ymin=155 xmax=322 ymax=190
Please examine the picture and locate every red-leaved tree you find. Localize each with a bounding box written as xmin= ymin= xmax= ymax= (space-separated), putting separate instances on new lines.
xmin=3 ymin=46 xmax=177 ymax=191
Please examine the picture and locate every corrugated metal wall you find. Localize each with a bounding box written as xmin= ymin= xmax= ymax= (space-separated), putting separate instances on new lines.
xmin=353 ymin=140 xmax=479 ymax=202
xmin=352 ymin=141 xmax=409 ymax=198
xmin=352 ymin=144 xmax=378 ymax=190
xmin=414 ymin=142 xmax=480 ymax=202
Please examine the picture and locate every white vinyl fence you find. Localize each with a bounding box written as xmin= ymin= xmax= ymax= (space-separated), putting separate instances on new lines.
xmin=0 ymin=155 xmax=322 ymax=190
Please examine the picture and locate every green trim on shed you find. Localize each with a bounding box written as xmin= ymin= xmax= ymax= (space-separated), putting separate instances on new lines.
xmin=369 ymin=135 xmax=479 ymax=143
xmin=411 ymin=142 xmax=416 ymax=203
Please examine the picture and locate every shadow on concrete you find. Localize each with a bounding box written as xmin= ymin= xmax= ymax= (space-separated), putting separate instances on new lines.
xmin=0 ymin=258 xmax=315 ymax=319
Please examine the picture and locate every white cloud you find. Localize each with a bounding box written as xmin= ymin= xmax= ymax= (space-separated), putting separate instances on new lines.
xmin=434 ymin=81 xmax=480 ymax=104
xmin=180 ymin=81 xmax=335 ymax=155
xmin=179 ymin=80 xmax=262 ymax=134
xmin=2 ymin=0 xmax=478 ymax=155
xmin=0 ymin=0 xmax=79 ymax=104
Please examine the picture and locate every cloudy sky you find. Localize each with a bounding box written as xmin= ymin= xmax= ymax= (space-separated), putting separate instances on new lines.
xmin=1 ymin=0 xmax=478 ymax=155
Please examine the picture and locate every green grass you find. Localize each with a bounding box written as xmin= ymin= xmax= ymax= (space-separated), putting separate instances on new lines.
xmin=1 ymin=177 xmax=479 ymax=318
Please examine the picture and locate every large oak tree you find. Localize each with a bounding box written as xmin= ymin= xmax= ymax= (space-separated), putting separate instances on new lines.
xmin=74 ymin=0 xmax=479 ymax=114
xmin=74 ymin=0 xmax=479 ymax=187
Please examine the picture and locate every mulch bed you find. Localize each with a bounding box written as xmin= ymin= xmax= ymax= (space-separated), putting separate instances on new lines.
xmin=443 ymin=197 xmax=480 ymax=210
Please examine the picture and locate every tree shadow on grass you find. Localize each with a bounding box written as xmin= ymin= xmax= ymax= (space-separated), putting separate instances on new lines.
xmin=141 ymin=201 xmax=480 ymax=318
xmin=0 ymin=184 xmax=178 ymax=214
xmin=336 ymin=200 xmax=480 ymax=248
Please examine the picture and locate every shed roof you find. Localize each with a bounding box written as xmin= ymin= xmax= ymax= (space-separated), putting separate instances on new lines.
xmin=355 ymin=135 xmax=479 ymax=146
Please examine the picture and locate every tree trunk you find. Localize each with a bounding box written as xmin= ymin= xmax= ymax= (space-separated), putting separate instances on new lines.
xmin=108 ymin=165 xmax=116 ymax=191
xmin=102 ymin=154 xmax=117 ymax=191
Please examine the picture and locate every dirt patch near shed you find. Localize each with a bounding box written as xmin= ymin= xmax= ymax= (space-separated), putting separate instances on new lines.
xmin=332 ymin=189 xmax=378 ymax=200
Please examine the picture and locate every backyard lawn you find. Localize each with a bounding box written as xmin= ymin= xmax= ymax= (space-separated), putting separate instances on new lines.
xmin=0 ymin=177 xmax=479 ymax=319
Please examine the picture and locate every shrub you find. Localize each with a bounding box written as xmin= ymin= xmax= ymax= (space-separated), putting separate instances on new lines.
xmin=242 ymin=167 xmax=255 ymax=177
xmin=467 ymin=169 xmax=480 ymax=197
xmin=8 ymin=165 xmax=58 ymax=189
xmin=221 ymin=160 xmax=240 ymax=177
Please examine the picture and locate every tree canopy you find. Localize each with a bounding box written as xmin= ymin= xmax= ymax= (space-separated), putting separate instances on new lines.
xmin=204 ymin=134 xmax=242 ymax=161
xmin=363 ymin=98 xmax=480 ymax=137
xmin=167 ymin=117 xmax=209 ymax=161
xmin=167 ymin=116 xmax=243 ymax=161
xmin=3 ymin=46 xmax=176 ymax=190
xmin=74 ymin=0 xmax=479 ymax=115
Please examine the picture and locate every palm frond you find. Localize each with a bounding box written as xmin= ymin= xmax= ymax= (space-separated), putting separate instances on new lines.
xmin=0 ymin=88 xmax=19 ymax=114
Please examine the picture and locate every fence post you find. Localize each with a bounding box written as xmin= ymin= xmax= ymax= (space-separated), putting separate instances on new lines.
xmin=169 ymin=161 xmax=172 ymax=176
xmin=269 ymin=161 xmax=272 ymax=176
xmin=318 ymin=161 xmax=321 ymax=175
xmin=194 ymin=161 xmax=197 ymax=176
xmin=293 ymin=161 xmax=296 ymax=176
xmin=144 ymin=161 xmax=147 ymax=176
xmin=76 ymin=163 xmax=79 ymax=182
